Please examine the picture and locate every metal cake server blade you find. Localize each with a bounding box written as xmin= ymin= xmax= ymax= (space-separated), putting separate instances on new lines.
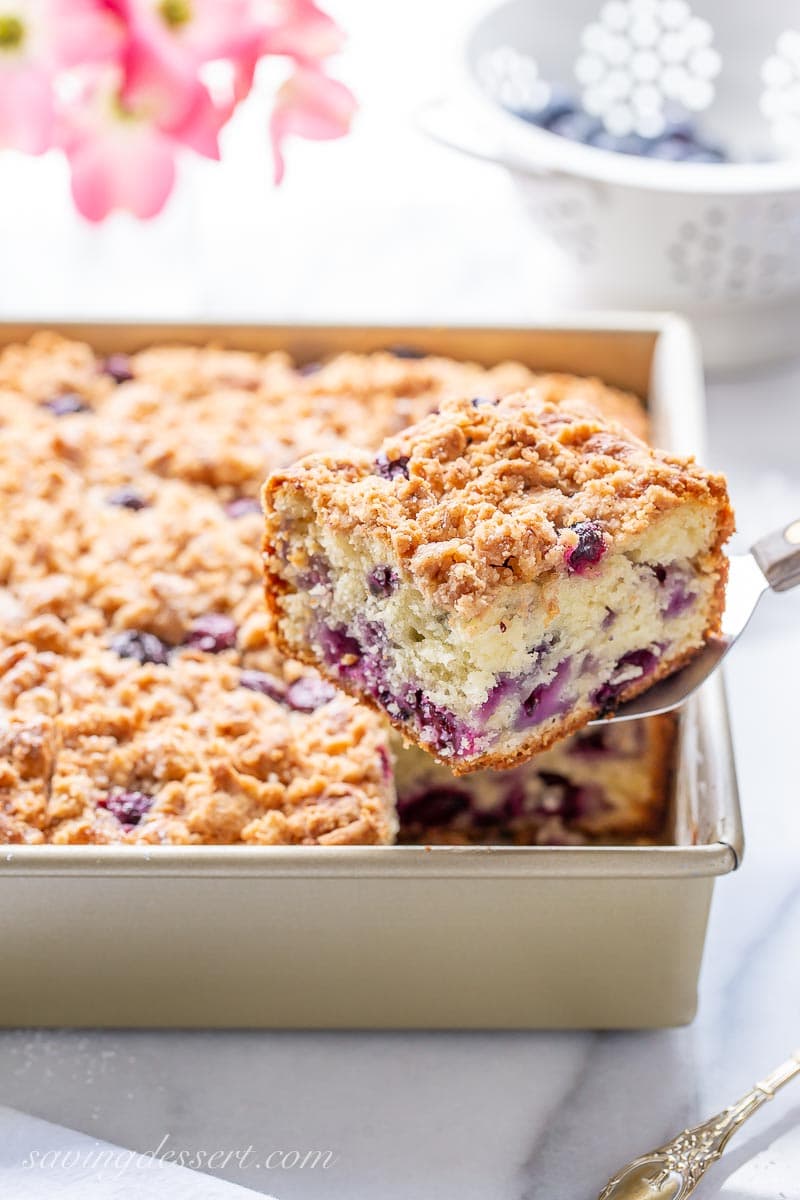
xmin=589 ymin=518 xmax=800 ymax=725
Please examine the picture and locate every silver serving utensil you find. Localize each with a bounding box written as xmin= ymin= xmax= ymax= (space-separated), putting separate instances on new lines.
xmin=591 ymin=518 xmax=800 ymax=725
xmin=598 ymin=1050 xmax=800 ymax=1200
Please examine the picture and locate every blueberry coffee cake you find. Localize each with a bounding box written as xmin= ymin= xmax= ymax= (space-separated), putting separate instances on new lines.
xmin=395 ymin=715 xmax=676 ymax=846
xmin=263 ymin=382 xmax=733 ymax=772
xmin=2 ymin=330 xmax=569 ymax=845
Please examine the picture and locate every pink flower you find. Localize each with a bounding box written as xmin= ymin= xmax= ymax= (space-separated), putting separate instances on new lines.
xmin=120 ymin=27 xmax=226 ymax=155
xmin=59 ymin=59 xmax=223 ymax=221
xmin=269 ymin=63 xmax=355 ymax=183
xmin=259 ymin=0 xmax=345 ymax=63
xmin=0 ymin=0 xmax=122 ymax=154
xmin=113 ymin=0 xmax=262 ymax=68
xmin=233 ymin=0 xmax=346 ymax=103
xmin=0 ymin=0 xmax=355 ymax=218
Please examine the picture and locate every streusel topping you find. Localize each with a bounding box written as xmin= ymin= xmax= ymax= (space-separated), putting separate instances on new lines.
xmin=6 ymin=333 xmax=611 ymax=843
xmin=265 ymin=382 xmax=732 ymax=620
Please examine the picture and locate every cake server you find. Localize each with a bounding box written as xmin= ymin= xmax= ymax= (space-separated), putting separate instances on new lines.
xmin=593 ymin=517 xmax=800 ymax=725
xmin=598 ymin=1050 xmax=800 ymax=1200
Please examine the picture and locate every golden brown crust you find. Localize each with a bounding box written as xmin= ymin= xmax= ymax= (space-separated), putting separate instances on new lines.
xmin=264 ymin=384 xmax=733 ymax=622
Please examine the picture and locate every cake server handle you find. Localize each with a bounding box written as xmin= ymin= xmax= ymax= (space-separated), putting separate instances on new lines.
xmin=598 ymin=1050 xmax=800 ymax=1199
xmin=751 ymin=516 xmax=800 ymax=592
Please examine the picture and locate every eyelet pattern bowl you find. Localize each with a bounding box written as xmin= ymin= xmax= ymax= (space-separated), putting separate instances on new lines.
xmin=421 ymin=0 xmax=800 ymax=370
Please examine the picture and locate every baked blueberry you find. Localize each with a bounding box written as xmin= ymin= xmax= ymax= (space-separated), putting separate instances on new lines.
xmin=99 ymin=789 xmax=153 ymax=827
xmin=386 ymin=344 xmax=426 ymax=359
xmin=285 ymin=676 xmax=336 ymax=712
xmin=224 ymin=497 xmax=261 ymax=519
xmin=110 ymin=630 xmax=170 ymax=665
xmin=239 ymin=670 xmax=288 ymax=703
xmin=42 ymin=393 xmax=90 ymax=416
xmin=366 ymin=565 xmax=398 ymax=597
xmin=106 ymin=486 xmax=148 ymax=510
xmin=565 ymin=520 xmax=607 ymax=573
xmin=374 ymin=453 xmax=410 ymax=481
xmin=184 ymin=614 xmax=237 ymax=653
xmin=103 ymin=353 xmax=134 ymax=383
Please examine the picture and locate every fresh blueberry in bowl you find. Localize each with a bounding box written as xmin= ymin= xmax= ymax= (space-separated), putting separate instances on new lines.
xmin=546 ymin=109 xmax=602 ymax=144
xmin=500 ymin=80 xmax=730 ymax=165
xmin=515 ymin=85 xmax=576 ymax=128
xmin=590 ymin=129 xmax=649 ymax=156
xmin=646 ymin=136 xmax=694 ymax=162
xmin=686 ymin=146 xmax=726 ymax=163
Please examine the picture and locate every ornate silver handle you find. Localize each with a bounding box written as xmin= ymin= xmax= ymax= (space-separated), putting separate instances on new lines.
xmin=752 ymin=518 xmax=800 ymax=592
xmin=598 ymin=1051 xmax=800 ymax=1199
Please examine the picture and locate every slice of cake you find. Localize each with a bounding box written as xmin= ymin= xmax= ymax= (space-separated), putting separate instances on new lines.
xmin=393 ymin=716 xmax=676 ymax=845
xmin=263 ymin=382 xmax=733 ymax=773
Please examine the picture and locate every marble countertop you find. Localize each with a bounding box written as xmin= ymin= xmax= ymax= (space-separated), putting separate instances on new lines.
xmin=1 ymin=1 xmax=799 ymax=1194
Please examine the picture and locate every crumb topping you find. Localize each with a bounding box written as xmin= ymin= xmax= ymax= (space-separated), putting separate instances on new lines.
xmin=4 ymin=333 xmax=623 ymax=844
xmin=265 ymin=382 xmax=732 ymax=620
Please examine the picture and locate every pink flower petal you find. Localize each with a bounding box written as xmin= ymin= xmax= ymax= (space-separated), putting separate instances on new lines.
xmin=121 ymin=30 xmax=198 ymax=128
xmin=166 ymin=78 xmax=224 ymax=158
xmin=47 ymin=0 xmax=126 ymax=68
xmin=118 ymin=0 xmax=261 ymax=66
xmin=67 ymin=124 xmax=177 ymax=221
xmin=0 ymin=65 xmax=55 ymax=155
xmin=261 ymin=0 xmax=345 ymax=61
xmin=270 ymin=65 xmax=355 ymax=182
xmin=121 ymin=31 xmax=224 ymax=156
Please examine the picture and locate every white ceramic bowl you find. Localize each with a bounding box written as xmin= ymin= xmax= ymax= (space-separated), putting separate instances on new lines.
xmin=421 ymin=0 xmax=800 ymax=370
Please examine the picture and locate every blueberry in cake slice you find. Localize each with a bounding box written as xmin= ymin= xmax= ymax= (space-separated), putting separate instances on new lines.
xmin=263 ymin=381 xmax=733 ymax=773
